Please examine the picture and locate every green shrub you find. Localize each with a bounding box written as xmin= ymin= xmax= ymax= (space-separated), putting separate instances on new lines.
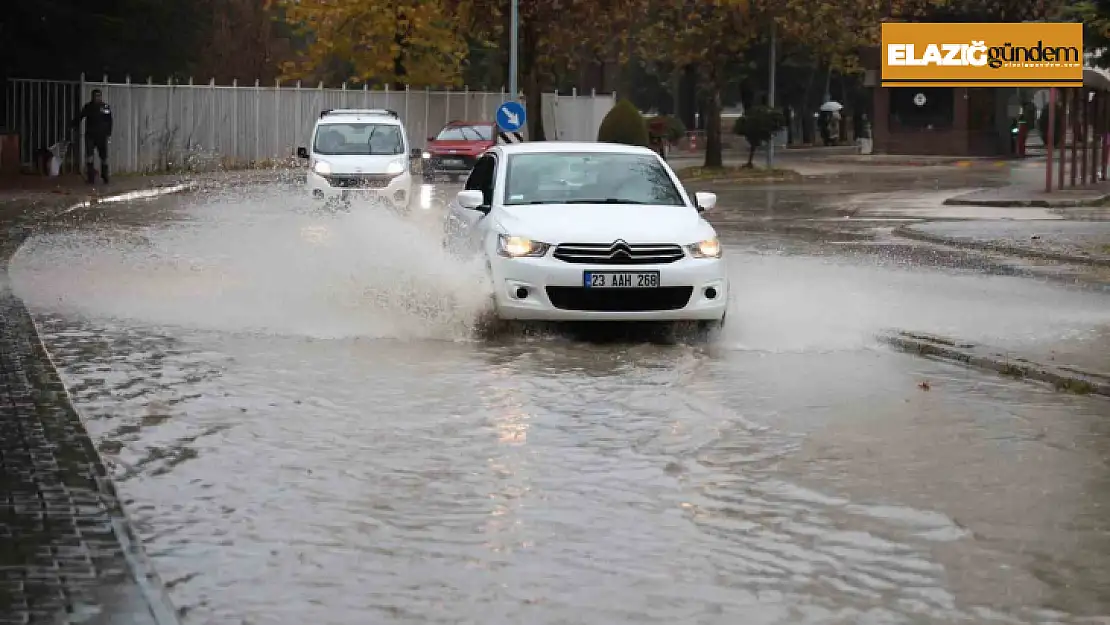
xmin=732 ymin=106 xmax=787 ymax=167
xmin=645 ymin=115 xmax=686 ymax=142
xmin=598 ymin=99 xmax=649 ymax=147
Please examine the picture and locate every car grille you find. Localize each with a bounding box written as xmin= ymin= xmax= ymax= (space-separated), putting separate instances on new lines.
xmin=324 ymin=173 xmax=397 ymax=188
xmin=552 ymin=242 xmax=685 ymax=265
xmin=545 ymin=286 xmax=693 ymax=312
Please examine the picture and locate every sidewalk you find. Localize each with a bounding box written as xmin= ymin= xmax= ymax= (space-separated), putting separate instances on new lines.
xmin=1 ymin=179 xmax=185 ymax=624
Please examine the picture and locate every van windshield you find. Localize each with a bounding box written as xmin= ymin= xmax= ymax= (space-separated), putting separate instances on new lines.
xmin=313 ymin=123 xmax=404 ymax=155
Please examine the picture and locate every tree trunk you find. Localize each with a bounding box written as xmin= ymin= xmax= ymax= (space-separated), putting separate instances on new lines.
xmin=521 ymin=25 xmax=546 ymax=140
xmin=704 ymin=84 xmax=723 ymax=168
xmin=747 ymin=142 xmax=756 ymax=167
xmin=678 ymin=64 xmax=698 ymax=130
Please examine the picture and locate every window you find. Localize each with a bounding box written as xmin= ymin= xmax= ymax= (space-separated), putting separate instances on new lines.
xmin=436 ymin=125 xmax=493 ymax=141
xmin=889 ymin=88 xmax=955 ymax=129
xmin=313 ymin=123 xmax=404 ymax=155
xmin=502 ymin=152 xmax=685 ymax=206
xmin=465 ymin=155 xmax=497 ymax=205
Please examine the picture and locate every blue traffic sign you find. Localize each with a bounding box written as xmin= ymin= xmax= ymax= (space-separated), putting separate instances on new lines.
xmin=496 ymin=101 xmax=526 ymax=132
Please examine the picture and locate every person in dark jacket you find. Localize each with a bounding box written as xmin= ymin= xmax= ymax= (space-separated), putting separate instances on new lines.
xmin=70 ymin=89 xmax=113 ymax=184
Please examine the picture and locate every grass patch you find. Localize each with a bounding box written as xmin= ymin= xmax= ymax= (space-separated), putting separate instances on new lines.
xmin=1054 ymin=378 xmax=1095 ymax=395
xmin=677 ymin=165 xmax=801 ymax=183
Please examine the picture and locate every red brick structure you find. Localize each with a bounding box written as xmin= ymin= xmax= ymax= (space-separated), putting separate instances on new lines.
xmin=860 ymin=46 xmax=1013 ymax=156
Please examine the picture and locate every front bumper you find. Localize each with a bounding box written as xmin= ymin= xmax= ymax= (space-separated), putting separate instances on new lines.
xmin=422 ymin=154 xmax=477 ymax=175
xmin=306 ymin=170 xmax=413 ymax=209
xmin=488 ymin=254 xmax=729 ymax=321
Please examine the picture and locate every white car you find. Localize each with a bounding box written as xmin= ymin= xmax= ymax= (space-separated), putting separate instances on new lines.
xmin=297 ymin=108 xmax=417 ymax=211
xmin=443 ymin=142 xmax=729 ymax=328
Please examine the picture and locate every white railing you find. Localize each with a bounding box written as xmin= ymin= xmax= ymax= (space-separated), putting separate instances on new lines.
xmin=6 ymin=76 xmax=615 ymax=175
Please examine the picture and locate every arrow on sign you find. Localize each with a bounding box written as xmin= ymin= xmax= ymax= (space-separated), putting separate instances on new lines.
xmin=503 ymin=109 xmax=520 ymax=128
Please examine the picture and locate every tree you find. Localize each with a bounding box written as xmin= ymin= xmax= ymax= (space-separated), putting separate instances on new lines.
xmin=464 ymin=0 xmax=647 ymax=141
xmin=733 ymin=106 xmax=787 ymax=166
xmin=1063 ymin=0 xmax=1110 ymax=67
xmin=640 ymin=0 xmax=758 ymax=168
xmin=276 ymin=0 xmax=470 ymax=87
xmin=598 ymin=99 xmax=649 ymax=146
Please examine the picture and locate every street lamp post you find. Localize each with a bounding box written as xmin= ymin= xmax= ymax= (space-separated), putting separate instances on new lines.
xmin=509 ymin=0 xmax=519 ymax=100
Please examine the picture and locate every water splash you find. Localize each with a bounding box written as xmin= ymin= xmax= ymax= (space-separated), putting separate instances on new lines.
xmin=10 ymin=187 xmax=491 ymax=340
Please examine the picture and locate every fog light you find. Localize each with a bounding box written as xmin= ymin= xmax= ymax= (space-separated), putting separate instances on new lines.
xmin=394 ymin=189 xmax=406 ymax=202
xmin=312 ymin=189 xmax=324 ymax=198
xmin=515 ymin=287 xmax=529 ymax=299
xmin=705 ymin=286 xmax=718 ymax=299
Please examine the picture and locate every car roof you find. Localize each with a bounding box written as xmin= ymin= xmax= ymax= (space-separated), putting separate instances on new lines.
xmin=496 ymin=141 xmax=659 ymax=156
xmin=445 ymin=120 xmax=493 ymax=127
xmin=318 ymin=111 xmax=402 ymax=125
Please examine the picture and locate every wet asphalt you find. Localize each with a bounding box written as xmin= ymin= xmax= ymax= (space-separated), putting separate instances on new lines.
xmin=6 ymin=170 xmax=1110 ymax=624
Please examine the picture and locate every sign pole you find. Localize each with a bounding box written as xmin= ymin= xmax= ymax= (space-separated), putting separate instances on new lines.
xmin=1046 ymin=87 xmax=1056 ymax=193
xmin=509 ymin=0 xmax=519 ymax=101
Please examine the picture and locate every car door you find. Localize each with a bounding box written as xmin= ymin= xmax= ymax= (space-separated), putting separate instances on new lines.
xmin=446 ymin=152 xmax=497 ymax=252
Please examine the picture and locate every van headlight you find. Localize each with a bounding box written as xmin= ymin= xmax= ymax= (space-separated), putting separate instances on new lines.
xmin=313 ymin=160 xmax=332 ymax=175
xmin=497 ymin=234 xmax=550 ymax=258
xmin=686 ymin=238 xmax=721 ymax=258
xmin=386 ymin=159 xmax=405 ymax=175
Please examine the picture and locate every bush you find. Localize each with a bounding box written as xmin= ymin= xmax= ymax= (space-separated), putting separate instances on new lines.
xmin=598 ymin=99 xmax=649 ymax=147
xmin=646 ymin=115 xmax=686 ymax=142
xmin=732 ymin=106 xmax=787 ymax=167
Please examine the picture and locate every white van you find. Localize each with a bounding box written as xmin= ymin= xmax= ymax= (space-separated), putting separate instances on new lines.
xmin=297 ymin=109 xmax=418 ymax=211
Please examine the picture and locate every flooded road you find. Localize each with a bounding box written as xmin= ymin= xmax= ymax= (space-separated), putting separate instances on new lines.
xmin=9 ymin=177 xmax=1110 ymax=624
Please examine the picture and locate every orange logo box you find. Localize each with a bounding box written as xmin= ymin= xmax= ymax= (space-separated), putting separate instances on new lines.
xmin=881 ymin=22 xmax=1084 ymax=87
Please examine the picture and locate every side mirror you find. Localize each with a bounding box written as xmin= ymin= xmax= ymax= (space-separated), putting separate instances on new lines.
xmin=694 ymin=191 xmax=717 ymax=213
xmin=296 ymin=147 xmax=309 ymax=159
xmin=427 ymin=136 xmax=436 ymax=143
xmin=410 ymin=147 xmax=424 ymax=159
xmin=456 ymin=190 xmax=487 ymax=212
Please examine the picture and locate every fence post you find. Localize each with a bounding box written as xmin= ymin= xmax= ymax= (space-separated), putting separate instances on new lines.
xmin=424 ymin=87 xmax=430 ymax=147
xmin=232 ymin=78 xmax=239 ymax=165
xmin=78 ymin=72 xmax=87 ymax=174
xmin=209 ymin=78 xmax=216 ymax=169
xmin=275 ymin=78 xmax=281 ymax=160
xmin=296 ymin=80 xmax=302 ymax=150
xmin=464 ymin=85 xmax=469 ymax=120
xmin=404 ymin=84 xmax=410 ymax=127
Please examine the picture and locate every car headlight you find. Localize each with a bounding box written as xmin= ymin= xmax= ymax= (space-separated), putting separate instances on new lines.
xmin=313 ymin=160 xmax=332 ymax=175
xmin=497 ymin=234 xmax=550 ymax=258
xmin=386 ymin=159 xmax=405 ymax=175
xmin=686 ymin=238 xmax=721 ymax=258
xmin=422 ymin=151 xmax=431 ymax=159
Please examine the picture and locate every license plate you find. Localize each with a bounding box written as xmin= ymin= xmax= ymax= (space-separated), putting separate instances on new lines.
xmin=342 ymin=190 xmax=379 ymax=199
xmin=442 ymin=158 xmax=463 ymax=165
xmin=583 ymin=271 xmax=660 ymax=288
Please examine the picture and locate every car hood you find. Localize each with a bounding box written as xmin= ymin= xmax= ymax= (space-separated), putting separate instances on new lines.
xmin=494 ymin=203 xmax=715 ymax=244
xmin=313 ymin=154 xmax=406 ymax=175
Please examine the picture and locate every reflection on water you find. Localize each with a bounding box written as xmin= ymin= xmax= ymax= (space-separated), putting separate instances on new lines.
xmin=10 ymin=183 xmax=1110 ymax=623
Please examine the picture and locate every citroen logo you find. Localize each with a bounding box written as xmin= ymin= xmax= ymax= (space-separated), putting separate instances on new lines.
xmin=608 ymin=239 xmax=632 ymax=258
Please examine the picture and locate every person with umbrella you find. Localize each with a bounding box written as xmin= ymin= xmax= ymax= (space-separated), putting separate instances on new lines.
xmin=819 ymin=101 xmax=843 ymax=146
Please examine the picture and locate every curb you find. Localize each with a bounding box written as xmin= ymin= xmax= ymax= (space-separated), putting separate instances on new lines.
xmin=2 ymin=191 xmax=183 ymax=624
xmin=891 ymin=224 xmax=1110 ymax=269
xmin=878 ymin=330 xmax=1110 ymax=397
xmin=943 ymin=194 xmax=1110 ymax=208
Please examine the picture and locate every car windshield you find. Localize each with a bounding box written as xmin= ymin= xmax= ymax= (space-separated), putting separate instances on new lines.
xmin=436 ymin=125 xmax=493 ymax=141
xmin=503 ymin=152 xmax=685 ymax=206
xmin=313 ymin=123 xmax=404 ymax=155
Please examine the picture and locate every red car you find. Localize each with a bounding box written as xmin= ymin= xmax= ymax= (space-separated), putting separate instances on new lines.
xmin=421 ymin=121 xmax=496 ymax=182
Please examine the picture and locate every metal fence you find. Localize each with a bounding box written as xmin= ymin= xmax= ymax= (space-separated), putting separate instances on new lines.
xmin=6 ymin=77 xmax=616 ymax=175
